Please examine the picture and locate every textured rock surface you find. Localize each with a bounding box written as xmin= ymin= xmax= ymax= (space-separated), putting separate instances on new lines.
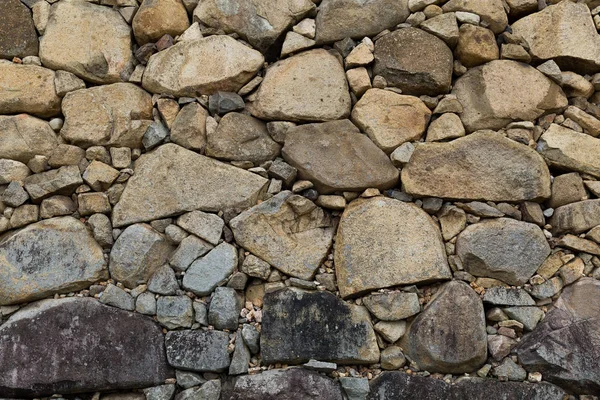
xmin=0 ymin=0 xmax=38 ymax=59
xmin=132 ymin=0 xmax=190 ymax=45
xmin=442 ymin=0 xmax=508 ymax=34
xmin=550 ymin=200 xmax=600 ymax=235
xmin=0 ymin=115 xmax=58 ymax=163
xmin=165 ymin=330 xmax=231 ymax=372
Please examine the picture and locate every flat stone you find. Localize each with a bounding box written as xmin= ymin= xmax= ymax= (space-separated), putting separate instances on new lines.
xmin=248 ymin=49 xmax=351 ymax=122
xmin=208 ymin=287 xmax=243 ymax=330
xmin=281 ymin=120 xmax=399 ymax=193
xmin=512 ymin=1 xmax=600 ymax=74
xmin=367 ymin=372 xmax=451 ymax=400
xmin=335 ymin=197 xmax=450 ymax=298
xmin=402 ymin=131 xmax=551 ymax=202
xmin=132 ymin=0 xmax=190 ymax=45
xmin=23 ymin=165 xmax=83 ymax=202
xmin=112 ymin=144 xmax=268 ymax=227
xmin=176 ymin=210 xmax=224 ymax=246
xmin=503 ymin=306 xmax=544 ymax=331
xmin=157 ymin=296 xmax=193 ymax=329
xmin=99 ymin=283 xmax=135 ymax=311
xmin=261 ymin=288 xmax=379 ymax=364
xmin=230 ymin=191 xmax=334 ymax=280
xmin=170 ymin=103 xmax=208 ymax=152
xmin=165 ymin=330 xmax=231 ymax=372
xmin=39 ymin=0 xmax=134 ymax=84
xmin=0 ymin=62 xmax=61 ymax=118
xmin=550 ymin=199 xmax=600 ymax=234
xmin=0 ymin=298 xmax=172 ymax=397
xmin=0 ymin=0 xmax=38 ymax=59
xmin=182 ymin=243 xmax=237 ymax=296
xmin=315 ymin=0 xmax=410 ymax=44
xmin=483 ymin=287 xmax=536 ymax=306
xmin=169 ymin=235 xmax=213 ymax=272
xmin=442 ymin=0 xmax=508 ymax=33
xmin=401 ymin=280 xmax=487 ymax=374
xmin=419 ymin=12 xmax=460 ymax=48
xmin=142 ymin=36 xmax=264 ymax=97
xmin=452 ymin=60 xmax=567 ymax=132
xmin=60 ymin=83 xmax=153 ymax=149
xmin=363 ymin=292 xmax=421 ymax=321
xmin=351 ymin=89 xmax=431 ymax=153
xmin=373 ymin=28 xmax=453 ymax=96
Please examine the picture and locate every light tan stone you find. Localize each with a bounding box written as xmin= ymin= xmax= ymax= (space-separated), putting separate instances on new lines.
xmin=346 ymin=67 xmax=372 ymax=97
xmin=0 ymin=115 xmax=58 ymax=164
xmin=426 ymin=113 xmax=465 ymax=142
xmin=564 ymin=106 xmax=600 ymax=137
xmin=551 ymin=200 xmax=600 ymax=235
xmin=442 ymin=0 xmax=508 ymax=34
xmin=132 ymin=0 xmax=190 ymax=45
xmin=280 ymin=31 xmax=315 ymax=57
xmin=419 ymin=12 xmax=460 ymax=48
xmin=170 ymin=103 xmax=209 ymax=152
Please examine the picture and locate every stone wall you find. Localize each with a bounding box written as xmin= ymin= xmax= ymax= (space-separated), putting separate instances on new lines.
xmin=1 ymin=0 xmax=600 ymax=399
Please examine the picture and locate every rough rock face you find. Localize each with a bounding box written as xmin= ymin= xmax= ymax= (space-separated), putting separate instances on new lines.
xmin=442 ymin=0 xmax=508 ymax=34
xmin=132 ymin=0 xmax=190 ymax=45
xmin=61 ymin=83 xmax=153 ymax=149
xmin=222 ymin=368 xmax=344 ymax=400
xmin=142 ymin=36 xmax=264 ymax=97
xmin=0 ymin=217 xmax=107 ymax=306
xmin=112 ymin=144 xmax=268 ymax=227
xmin=261 ymin=288 xmax=380 ymax=364
xmin=456 ymin=218 xmax=551 ymax=286
xmin=39 ymin=0 xmax=135 ymax=83
xmin=452 ymin=60 xmax=567 ymax=132
xmin=165 ymin=330 xmax=231 ymax=372
xmin=401 ymin=281 xmax=488 ymax=374
xmin=402 ymin=131 xmax=552 ymax=202
xmin=0 ymin=298 xmax=173 ymax=397
xmin=512 ymin=1 xmax=600 ymax=74
xmin=281 ymin=120 xmax=399 ymax=193
xmin=373 ymin=28 xmax=453 ymax=96
xmin=0 ymin=115 xmax=58 ymax=163
xmin=315 ymin=0 xmax=410 ymax=43
xmin=230 ymin=191 xmax=335 ymax=280
xmin=0 ymin=0 xmax=38 ymax=59
xmin=0 ymin=62 xmax=61 ymax=117
xmin=550 ymin=200 xmax=600 ymax=234
xmin=335 ymin=198 xmax=450 ymax=298
xmin=248 ymin=49 xmax=351 ymax=122
xmin=194 ymin=0 xmax=315 ymax=54
xmin=516 ymin=278 xmax=600 ymax=394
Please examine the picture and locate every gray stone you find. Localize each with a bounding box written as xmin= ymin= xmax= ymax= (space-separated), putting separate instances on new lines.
xmin=23 ymin=165 xmax=83 ymax=202
xmin=165 ymin=330 xmax=231 ymax=372
xmin=0 ymin=115 xmax=58 ymax=164
xmin=0 ymin=217 xmax=107 ymax=306
xmin=340 ymin=377 xmax=369 ymax=400
xmin=87 ymin=213 xmax=113 ymax=248
xmin=550 ymin=199 xmax=600 ymax=234
xmin=303 ymin=359 xmax=337 ymax=372
xmin=374 ymin=320 xmax=407 ymax=343
xmin=208 ymin=92 xmax=245 ymax=115
xmin=503 ymin=307 xmax=544 ymax=331
xmin=169 ymin=235 xmax=213 ymax=272
xmin=363 ymin=292 xmax=421 ymax=321
xmin=182 ymin=243 xmax=237 ymax=296
xmin=175 ymin=370 xmax=206 ymax=389
xmin=176 ymin=381 xmax=221 ymax=400
xmin=170 ymin=102 xmax=208 ymax=152
xmin=157 ymin=296 xmax=193 ymax=329
xmin=241 ymin=324 xmax=260 ymax=354
xmin=488 ymin=334 xmax=517 ymax=361
xmin=527 ymin=276 xmax=564 ymax=300
xmin=0 ymin=160 xmax=31 ymax=185
xmin=148 ymin=265 xmax=180 ymax=296
xmin=54 ymin=70 xmax=86 ymax=97
xmin=229 ymin=335 xmax=251 ymax=375
xmin=0 ymin=298 xmax=172 ymax=397
xmin=143 ymin=384 xmax=175 ymax=400
xmin=143 ymin=122 xmax=169 ymax=150
xmin=208 ymin=287 xmax=243 ymax=330
xmin=483 ymin=287 xmax=536 ymax=306
xmin=176 ymin=210 xmax=224 ymax=246
xmin=2 ymin=182 xmax=29 ymax=208
xmin=453 ymin=378 xmax=567 ymax=400
xmin=136 ymin=292 xmax=157 ymax=315
xmin=492 ymin=358 xmax=527 ymax=381
xmin=380 ymin=346 xmax=406 ymax=370
xmin=100 ymin=284 xmax=135 ymax=311
xmin=193 ymin=301 xmax=208 ymax=326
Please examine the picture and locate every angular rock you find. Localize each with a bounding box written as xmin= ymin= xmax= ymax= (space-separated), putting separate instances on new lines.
xmin=453 ymin=378 xmax=567 ymax=400
xmin=182 ymin=243 xmax=237 ymax=296
xmin=452 ymin=60 xmax=567 ymax=132
xmin=0 ymin=159 xmax=31 ymax=185
xmin=351 ymin=89 xmax=432 ymax=153
xmin=503 ymin=306 xmax=544 ymax=332
xmin=336 ymin=197 xmax=450 ymax=298
xmin=208 ymin=287 xmax=243 ymax=330
xmin=419 ymin=12 xmax=460 ymax=48
xmin=0 ymin=0 xmax=39 ymax=59
xmin=550 ymin=199 xmax=600 ymax=234
xmin=148 ymin=265 xmax=180 ymax=296
xmin=23 ymin=165 xmax=83 ymax=202
xmin=248 ymin=49 xmax=351 ymax=122
xmin=0 ymin=298 xmax=172 ymax=397
xmin=60 ymin=83 xmax=153 ymax=149
xmin=229 ymin=335 xmax=250 ymax=375
xmin=281 ymin=120 xmax=399 ymax=193
xmin=112 ymin=144 xmax=268 ymax=227
xmin=132 ymin=0 xmax=190 ymax=45
xmin=165 ymin=330 xmax=231 ymax=372
xmin=363 ymin=292 xmax=421 ymax=321
xmin=402 ymin=131 xmax=551 ymax=202
xmin=261 ymin=288 xmax=379 ymax=364
xmin=40 ymin=0 xmax=134 ymax=83
xmin=176 ymin=210 xmax=223 ymax=246
xmin=142 ymin=36 xmax=264 ymax=97
xmin=483 ymin=287 xmax=535 ymax=306
xmin=0 ymin=115 xmax=58 ymax=163
xmin=374 ymin=28 xmax=453 ymax=97
xmin=100 ymin=283 xmax=135 ymax=311
xmin=157 ymin=296 xmax=193 ymax=329
xmin=169 ymin=235 xmax=213 ymax=272
xmin=442 ymin=0 xmax=508 ymax=34
xmin=170 ymin=103 xmax=208 ymax=152
xmin=455 ymin=25 xmax=499 ymax=68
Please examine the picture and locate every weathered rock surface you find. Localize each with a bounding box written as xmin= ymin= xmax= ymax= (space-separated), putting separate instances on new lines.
xmin=132 ymin=0 xmax=190 ymax=45
xmin=551 ymin=199 xmax=600 ymax=235
xmin=442 ymin=0 xmax=508 ymax=34
xmin=248 ymin=49 xmax=351 ymax=122
xmin=363 ymin=292 xmax=421 ymax=321
xmin=456 ymin=218 xmax=551 ymax=286
xmin=452 ymin=60 xmax=567 ymax=132
xmin=182 ymin=243 xmax=237 ymax=296
xmin=368 ymin=372 xmax=451 ymax=400
xmin=142 ymin=36 xmax=264 ymax=97
xmin=517 ymin=278 xmax=600 ymax=394
xmin=0 ymin=62 xmax=61 ymax=117
xmin=222 ymin=368 xmax=344 ymax=400
xmin=170 ymin=103 xmax=209 ymax=152
xmin=23 ymin=165 xmax=83 ymax=202
xmin=40 ymin=0 xmax=134 ymax=83
xmin=165 ymin=330 xmax=231 ymax=372
xmin=0 ymin=115 xmax=58 ymax=163
xmin=281 ymin=120 xmax=399 ymax=193
xmin=315 ymin=0 xmax=410 ymax=44
xmin=112 ymin=144 xmax=268 ymax=227
xmin=512 ymin=1 xmax=600 ymax=74
xmin=351 ymin=89 xmax=431 ymax=153
xmin=0 ymin=0 xmax=39 ymax=60
xmin=0 ymin=298 xmax=172 ymax=397
xmin=261 ymin=288 xmax=379 ymax=364
xmin=335 ymin=197 xmax=450 ymax=298
xmin=373 ymin=28 xmax=453 ymax=96
xmin=402 ymin=131 xmax=552 ymax=202
xmin=230 ymin=191 xmax=334 ymax=280
xmin=0 ymin=217 xmax=107 ymax=306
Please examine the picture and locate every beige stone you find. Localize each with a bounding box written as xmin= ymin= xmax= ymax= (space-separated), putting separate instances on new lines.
xmin=505 ymin=0 xmax=538 ymax=18
xmin=551 ymin=200 xmax=600 ymax=234
xmin=561 ymin=71 xmax=595 ymax=98
xmin=442 ymin=0 xmax=508 ymax=34
xmin=280 ymin=31 xmax=315 ymax=57
xmin=549 ymin=173 xmax=587 ymax=209
xmin=345 ymin=43 xmax=374 ymax=68
xmin=0 ymin=115 xmax=58 ymax=164
xmin=455 ymin=25 xmax=499 ymax=68
xmin=346 ymin=67 xmax=372 ymax=97
xmin=564 ymin=106 xmax=600 ymax=137
xmin=426 ymin=113 xmax=465 ymax=142
xmin=419 ymin=12 xmax=460 ymax=48
xmin=170 ymin=103 xmax=209 ymax=152
xmin=78 ymin=193 xmax=111 ymax=216
xmin=132 ymin=0 xmax=190 ymax=45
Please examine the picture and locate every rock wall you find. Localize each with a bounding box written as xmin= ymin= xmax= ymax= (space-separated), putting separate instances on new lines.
xmin=1 ymin=0 xmax=600 ymax=399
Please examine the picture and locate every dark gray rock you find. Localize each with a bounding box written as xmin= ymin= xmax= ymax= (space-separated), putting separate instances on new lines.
xmin=165 ymin=330 xmax=231 ymax=372
xmin=156 ymin=296 xmax=193 ymax=329
xmin=100 ymin=284 xmax=135 ymax=311
xmin=0 ymin=0 xmax=39 ymax=59
xmin=175 ymin=370 xmax=206 ymax=389
xmin=182 ymin=243 xmax=237 ymax=296
xmin=0 ymin=298 xmax=173 ymax=397
xmin=261 ymin=288 xmax=379 ymax=365
xmin=367 ymin=372 xmax=451 ymax=400
xmin=148 ymin=265 xmax=180 ymax=295
xmin=483 ymin=287 xmax=536 ymax=306
xmin=241 ymin=324 xmax=260 ymax=354
xmin=340 ymin=377 xmax=370 ymax=400
xmin=208 ymin=287 xmax=243 ymax=330
xmin=143 ymin=384 xmax=176 ymax=400
xmin=175 ymin=380 xmax=221 ymax=400
xmin=229 ymin=335 xmax=251 ymax=375
xmin=208 ymin=92 xmax=245 ymax=115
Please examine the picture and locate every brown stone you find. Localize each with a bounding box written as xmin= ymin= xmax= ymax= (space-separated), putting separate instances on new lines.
xmin=455 ymin=25 xmax=499 ymax=68
xmin=551 ymin=200 xmax=600 ymax=235
xmin=133 ymin=0 xmax=190 ymax=45
xmin=0 ymin=0 xmax=39 ymax=59
xmin=442 ymin=0 xmax=508 ymax=34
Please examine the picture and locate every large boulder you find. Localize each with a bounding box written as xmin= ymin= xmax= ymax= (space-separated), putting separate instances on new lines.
xmin=0 ymin=115 xmax=58 ymax=163
xmin=111 ymin=144 xmax=268 ymax=227
xmin=452 ymin=60 xmax=567 ymax=132
xmin=402 ymin=131 xmax=552 ymax=202
xmin=0 ymin=62 xmax=61 ymax=117
xmin=442 ymin=0 xmax=508 ymax=34
xmin=247 ymin=49 xmax=351 ymax=122
xmin=60 ymin=83 xmax=153 ymax=149
xmin=142 ymin=36 xmax=264 ymax=97
xmin=0 ymin=298 xmax=173 ymax=397
xmin=512 ymin=1 xmax=600 ymax=74
xmin=335 ymin=197 xmax=450 ymax=298
xmin=516 ymin=278 xmax=600 ymax=394
xmin=0 ymin=0 xmax=38 ymax=59
xmin=40 ymin=0 xmax=134 ymax=84
xmin=456 ymin=218 xmax=551 ymax=286
xmin=373 ymin=28 xmax=453 ymax=96
xmin=132 ymin=0 xmax=190 ymax=45
xmin=315 ymin=0 xmax=410 ymax=44
xmin=550 ymin=199 xmax=600 ymax=235
xmin=230 ymin=191 xmax=335 ymax=280
xmin=401 ymin=281 xmax=487 ymax=374
xmin=261 ymin=288 xmax=380 ymax=364
xmin=0 ymin=217 xmax=107 ymax=306
xmin=281 ymin=120 xmax=399 ymax=193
